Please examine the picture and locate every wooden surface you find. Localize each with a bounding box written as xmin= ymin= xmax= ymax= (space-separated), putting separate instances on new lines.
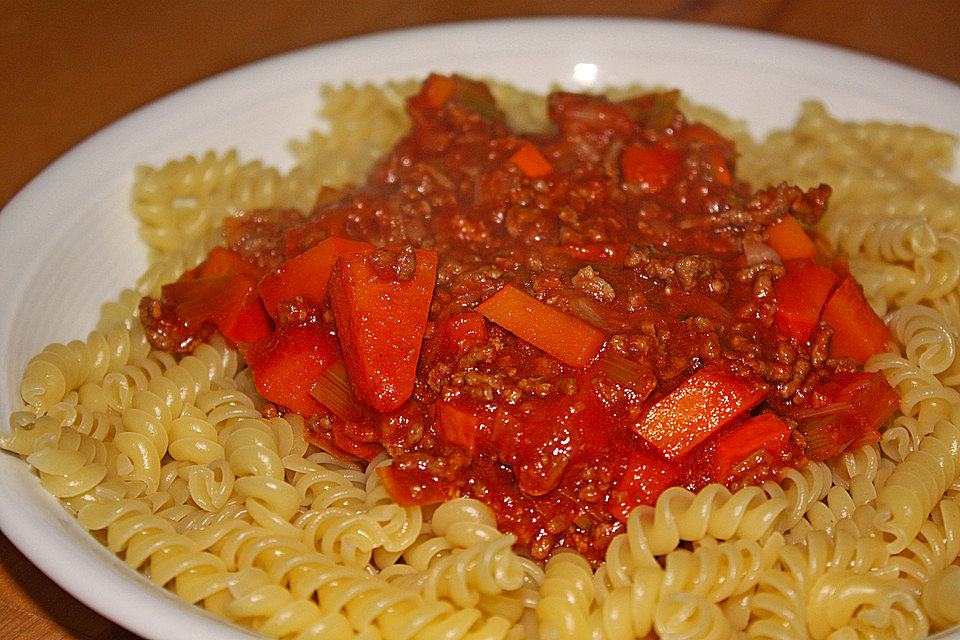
xmin=1 ymin=1 xmax=958 ymax=638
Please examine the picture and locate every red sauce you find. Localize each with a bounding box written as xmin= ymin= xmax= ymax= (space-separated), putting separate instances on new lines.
xmin=142 ymin=75 xmax=898 ymax=564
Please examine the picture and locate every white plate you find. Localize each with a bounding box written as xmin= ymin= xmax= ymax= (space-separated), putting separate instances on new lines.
xmin=1 ymin=17 xmax=959 ymax=640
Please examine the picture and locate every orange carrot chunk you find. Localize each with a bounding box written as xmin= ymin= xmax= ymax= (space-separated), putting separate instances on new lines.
xmin=703 ymin=146 xmax=732 ymax=186
xmin=417 ymin=74 xmax=502 ymax=120
xmin=421 ymin=73 xmax=456 ymax=108
xmin=441 ymin=312 xmax=487 ymax=354
xmin=217 ymin=294 xmax=274 ymax=345
xmin=713 ymin=413 xmax=792 ymax=479
xmin=437 ymin=400 xmax=483 ymax=450
xmin=329 ymin=247 xmax=438 ymax=413
xmin=509 ymin=141 xmax=553 ymax=178
xmin=161 ymin=273 xmax=273 ymax=346
xmin=608 ymin=451 xmax=680 ymax=522
xmin=773 ymin=258 xmax=839 ymax=343
xmin=678 ymin=122 xmax=729 ymax=147
xmin=241 ymin=322 xmax=340 ymax=417
xmin=475 ymin=284 xmax=605 ymax=368
xmin=197 ymin=246 xmax=263 ymax=280
xmin=635 ymin=366 xmax=769 ymax=458
xmin=766 ymin=215 xmax=817 ymax=262
xmin=257 ymin=236 xmax=373 ymax=319
xmin=821 ymin=277 xmax=892 ymax=365
xmin=621 ymin=143 xmax=683 ymax=193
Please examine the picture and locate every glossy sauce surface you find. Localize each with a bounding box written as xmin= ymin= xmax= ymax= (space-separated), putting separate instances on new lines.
xmin=152 ymin=77 xmax=887 ymax=562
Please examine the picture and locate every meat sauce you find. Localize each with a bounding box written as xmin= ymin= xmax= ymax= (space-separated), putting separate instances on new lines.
xmin=142 ymin=75 xmax=899 ymax=563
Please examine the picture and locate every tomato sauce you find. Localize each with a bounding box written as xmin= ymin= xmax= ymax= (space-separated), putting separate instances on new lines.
xmin=142 ymin=75 xmax=899 ymax=563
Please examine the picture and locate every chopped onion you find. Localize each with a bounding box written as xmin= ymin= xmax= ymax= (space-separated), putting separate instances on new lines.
xmin=742 ymin=237 xmax=781 ymax=266
xmin=310 ymin=360 xmax=362 ymax=421
xmin=598 ymin=351 xmax=656 ymax=398
xmin=573 ymin=296 xmax=606 ymax=329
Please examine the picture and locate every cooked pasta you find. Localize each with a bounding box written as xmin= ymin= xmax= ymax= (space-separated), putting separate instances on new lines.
xmin=4 ymin=78 xmax=960 ymax=640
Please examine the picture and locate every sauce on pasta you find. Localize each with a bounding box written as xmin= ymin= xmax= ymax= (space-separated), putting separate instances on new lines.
xmin=141 ymin=75 xmax=898 ymax=562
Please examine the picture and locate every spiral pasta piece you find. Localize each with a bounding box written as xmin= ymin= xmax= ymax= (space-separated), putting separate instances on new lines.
xmin=132 ymin=150 xmax=304 ymax=259
xmin=805 ymin=571 xmax=928 ymax=640
xmin=365 ymin=458 xmax=423 ymax=553
xmin=653 ymin=592 xmax=735 ymax=640
xmin=876 ymin=419 xmax=960 ymax=553
xmin=626 ymin=485 xmax=790 ymax=558
xmin=536 ymin=552 xmax=596 ymax=640
xmin=921 ymin=565 xmax=960 ymax=632
xmin=391 ymin=500 xmax=541 ymax=622
xmin=889 ymin=498 xmax=960 ymax=590
xmin=886 ymin=305 xmax=958 ymax=377
xmin=830 ymin=215 xmax=938 ymax=264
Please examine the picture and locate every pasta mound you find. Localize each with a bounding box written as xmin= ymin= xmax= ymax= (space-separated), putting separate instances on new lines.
xmin=5 ymin=80 xmax=960 ymax=640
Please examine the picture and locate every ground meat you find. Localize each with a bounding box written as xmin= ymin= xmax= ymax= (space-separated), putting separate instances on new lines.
xmin=223 ymin=209 xmax=303 ymax=270
xmin=372 ymin=245 xmax=419 ymax=281
xmin=153 ymin=78 xmax=887 ymax=565
xmin=572 ymin=266 xmax=616 ymax=302
xmin=138 ymin=296 xmax=211 ymax=354
xmin=745 ymin=183 xmax=832 ymax=226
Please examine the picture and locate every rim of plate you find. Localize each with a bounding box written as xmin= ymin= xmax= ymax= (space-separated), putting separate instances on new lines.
xmin=1 ymin=17 xmax=959 ymax=640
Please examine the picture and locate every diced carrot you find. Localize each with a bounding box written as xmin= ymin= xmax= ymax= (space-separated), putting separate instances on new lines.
xmin=766 ymin=215 xmax=817 ymax=262
xmin=421 ymin=73 xmax=456 ymax=108
xmin=821 ymin=277 xmax=892 ymax=365
xmin=679 ymin=122 xmax=729 ymax=148
xmin=442 ymin=312 xmax=487 ymax=354
xmin=416 ymin=74 xmax=502 ymax=120
xmin=773 ymin=258 xmax=839 ymax=343
xmin=509 ymin=141 xmax=553 ymax=178
xmin=714 ymin=413 xmax=791 ymax=479
xmin=257 ymin=236 xmax=373 ymax=319
xmin=160 ymin=272 xmax=272 ymax=344
xmin=475 ymin=285 xmax=605 ymax=368
xmin=160 ymin=275 xmax=242 ymax=325
xmin=197 ymin=246 xmax=262 ymax=280
xmin=217 ymin=294 xmax=274 ymax=345
xmin=621 ymin=143 xmax=683 ymax=193
xmin=437 ymin=400 xmax=482 ymax=450
xmin=550 ymin=92 xmax=637 ymax=136
xmin=608 ymin=450 xmax=680 ymax=521
xmin=242 ymin=322 xmax=340 ymax=416
xmin=329 ymin=247 xmax=438 ymax=413
xmin=635 ymin=366 xmax=769 ymax=458
xmin=704 ymin=146 xmax=731 ymax=185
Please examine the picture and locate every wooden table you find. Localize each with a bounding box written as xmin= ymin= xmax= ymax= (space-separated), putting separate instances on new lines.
xmin=1 ymin=2 xmax=958 ymax=638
